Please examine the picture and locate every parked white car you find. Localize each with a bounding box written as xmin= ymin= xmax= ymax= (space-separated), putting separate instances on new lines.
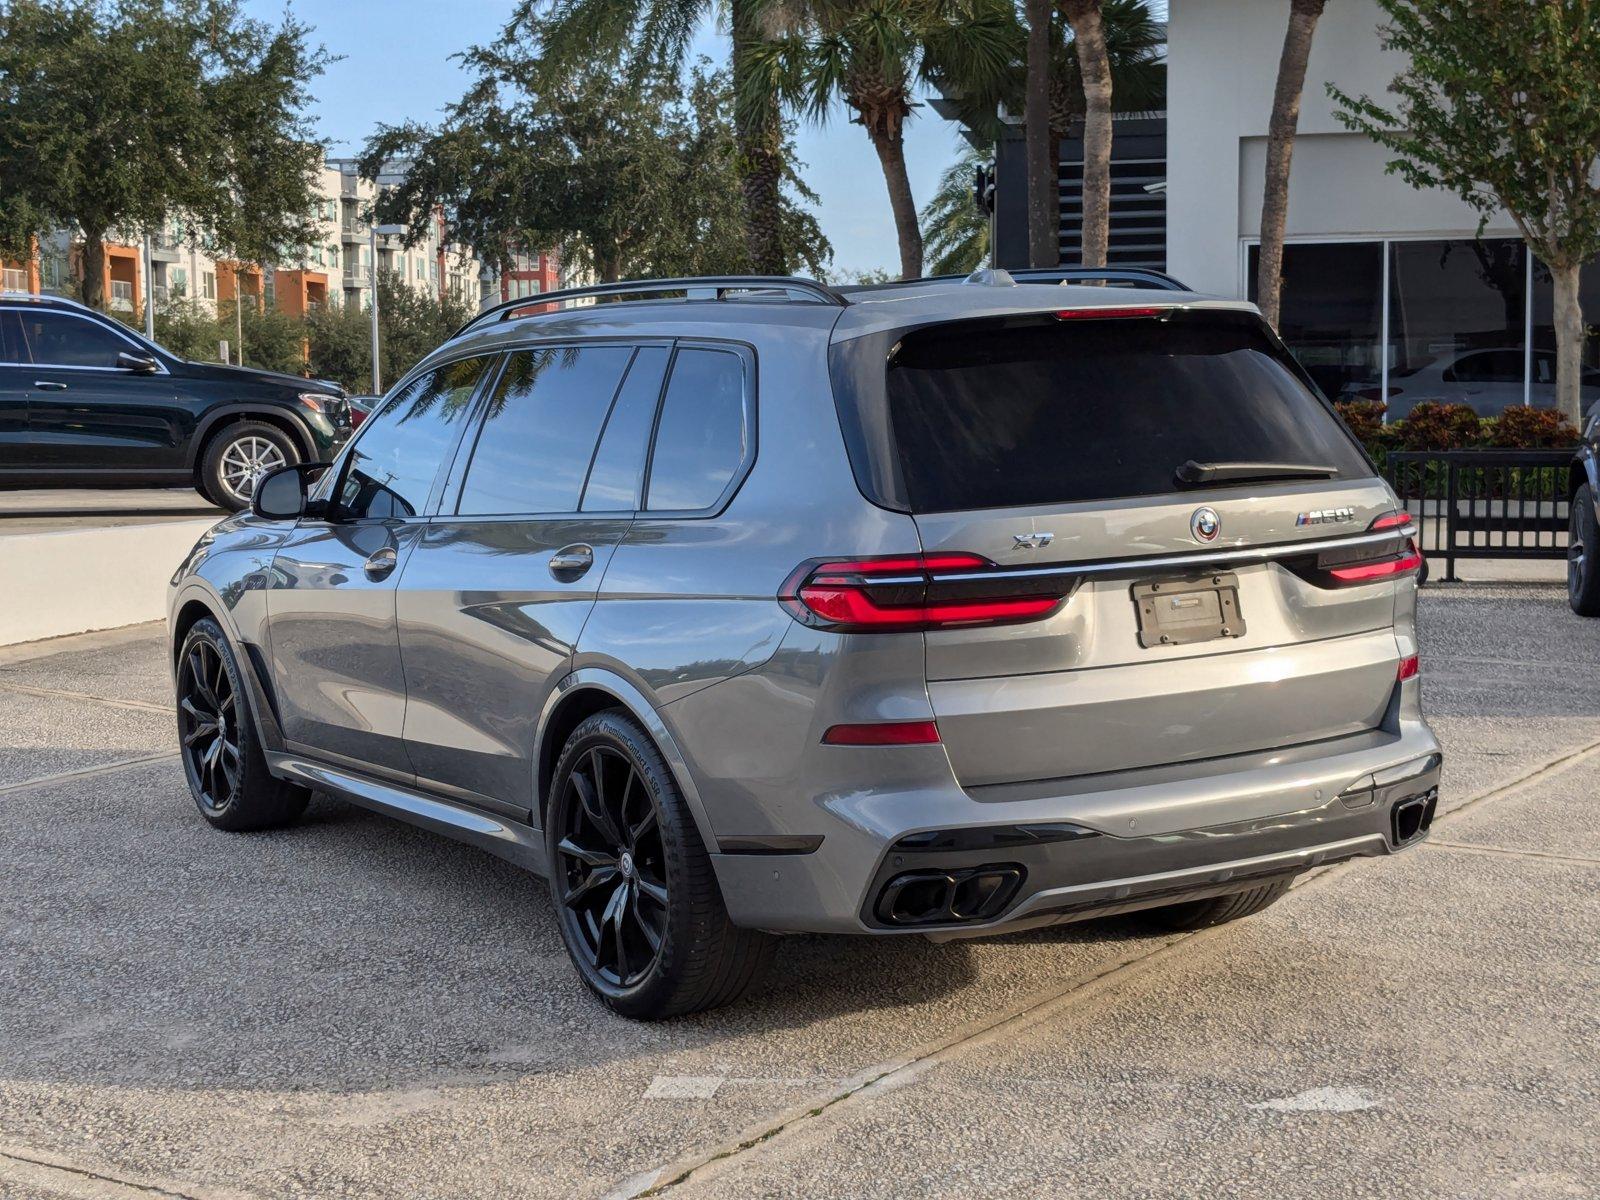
xmin=1344 ymin=348 xmax=1600 ymax=419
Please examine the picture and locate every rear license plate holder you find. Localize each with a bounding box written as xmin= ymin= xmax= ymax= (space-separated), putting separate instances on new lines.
xmin=1132 ymin=573 xmax=1245 ymax=648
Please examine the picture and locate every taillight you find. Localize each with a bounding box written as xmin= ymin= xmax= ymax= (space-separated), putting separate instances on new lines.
xmin=1289 ymin=511 xmax=1422 ymax=588
xmin=1397 ymin=654 xmax=1419 ymax=681
xmin=780 ymin=553 xmax=1068 ymax=632
xmin=822 ymin=721 xmax=941 ymax=746
xmin=1054 ymin=306 xmax=1166 ymax=321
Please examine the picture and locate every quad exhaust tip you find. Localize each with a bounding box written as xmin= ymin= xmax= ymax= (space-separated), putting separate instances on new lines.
xmin=1391 ymin=788 xmax=1439 ymax=847
xmin=876 ymin=864 xmax=1025 ymax=926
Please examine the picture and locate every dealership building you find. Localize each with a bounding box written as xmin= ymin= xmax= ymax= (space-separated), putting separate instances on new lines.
xmin=981 ymin=0 xmax=1600 ymax=410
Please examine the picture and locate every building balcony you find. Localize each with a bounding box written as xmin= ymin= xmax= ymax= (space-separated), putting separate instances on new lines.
xmin=3 ymin=267 xmax=29 ymax=292
xmin=344 ymin=267 xmax=373 ymax=288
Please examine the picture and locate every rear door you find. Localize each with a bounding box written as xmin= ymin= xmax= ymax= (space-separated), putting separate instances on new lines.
xmin=0 ymin=312 xmax=30 ymax=468
xmin=396 ymin=342 xmax=668 ymax=816
xmin=846 ymin=308 xmax=1408 ymax=788
xmin=13 ymin=309 xmax=181 ymax=470
xmin=265 ymin=354 xmax=493 ymax=777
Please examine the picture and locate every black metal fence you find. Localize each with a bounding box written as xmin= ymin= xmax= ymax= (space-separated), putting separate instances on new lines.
xmin=1385 ymin=449 xmax=1574 ymax=582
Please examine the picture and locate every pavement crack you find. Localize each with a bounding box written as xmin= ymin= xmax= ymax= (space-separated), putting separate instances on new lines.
xmin=0 ymin=1146 xmax=214 ymax=1199
xmin=1423 ymin=840 xmax=1600 ymax=867
xmin=0 ymin=679 xmax=172 ymax=714
xmin=0 ymin=751 xmax=178 ymax=798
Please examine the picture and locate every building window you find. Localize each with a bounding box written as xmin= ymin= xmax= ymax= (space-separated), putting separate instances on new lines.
xmin=202 ymin=271 xmax=216 ymax=300
xmin=328 ymin=246 xmax=339 ymax=269
xmin=171 ymin=267 xmax=188 ymax=296
xmin=1248 ymin=241 xmax=1383 ymax=401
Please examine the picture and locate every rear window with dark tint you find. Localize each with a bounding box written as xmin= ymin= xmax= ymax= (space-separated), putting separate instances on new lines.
xmin=881 ymin=314 xmax=1372 ymax=513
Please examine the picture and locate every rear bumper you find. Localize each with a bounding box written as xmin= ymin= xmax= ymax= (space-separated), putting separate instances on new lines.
xmin=710 ymin=718 xmax=1441 ymax=936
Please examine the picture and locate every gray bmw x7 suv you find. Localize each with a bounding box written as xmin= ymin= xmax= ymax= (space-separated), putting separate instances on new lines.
xmin=168 ymin=272 xmax=1442 ymax=1019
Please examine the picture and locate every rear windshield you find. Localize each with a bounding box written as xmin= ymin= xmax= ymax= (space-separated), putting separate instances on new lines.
xmin=835 ymin=312 xmax=1372 ymax=513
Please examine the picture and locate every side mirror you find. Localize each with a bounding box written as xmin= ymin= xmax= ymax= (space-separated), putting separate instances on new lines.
xmin=252 ymin=463 xmax=310 ymax=521
xmin=117 ymin=351 xmax=160 ymax=374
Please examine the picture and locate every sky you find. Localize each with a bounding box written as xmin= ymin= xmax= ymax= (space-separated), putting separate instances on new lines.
xmin=241 ymin=0 xmax=970 ymax=280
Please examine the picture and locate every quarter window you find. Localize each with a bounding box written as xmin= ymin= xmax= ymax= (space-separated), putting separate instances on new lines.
xmin=645 ymin=348 xmax=748 ymax=512
xmin=337 ymin=356 xmax=490 ymax=519
xmin=17 ymin=312 xmax=132 ymax=368
xmin=456 ymin=346 xmax=633 ymax=515
xmin=582 ymin=347 xmax=670 ymax=512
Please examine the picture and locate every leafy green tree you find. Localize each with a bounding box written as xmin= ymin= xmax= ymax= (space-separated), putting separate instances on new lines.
xmin=1330 ymin=0 xmax=1600 ymax=425
xmin=305 ymin=276 xmax=480 ymax=393
xmin=362 ymin=54 xmax=829 ymax=283
xmin=0 ymin=0 xmax=330 ymax=311
xmin=305 ymin=301 xmax=372 ymax=393
xmin=505 ymin=0 xmax=799 ymax=273
xmin=920 ymin=146 xmax=990 ymax=275
xmin=742 ymin=0 xmax=1014 ymax=279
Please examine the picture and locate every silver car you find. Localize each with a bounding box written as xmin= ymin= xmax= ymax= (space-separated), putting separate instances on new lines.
xmin=167 ymin=273 xmax=1441 ymax=1019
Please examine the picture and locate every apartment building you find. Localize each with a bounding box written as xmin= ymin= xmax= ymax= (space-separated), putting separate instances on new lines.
xmin=8 ymin=156 xmax=504 ymax=317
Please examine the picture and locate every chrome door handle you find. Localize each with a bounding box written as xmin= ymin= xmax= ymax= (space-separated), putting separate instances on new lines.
xmin=34 ymin=381 xmax=68 ymax=391
xmin=549 ymin=543 xmax=594 ymax=579
xmin=363 ymin=546 xmax=399 ymax=580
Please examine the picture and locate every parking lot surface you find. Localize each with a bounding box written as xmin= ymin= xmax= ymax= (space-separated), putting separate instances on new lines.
xmin=1 ymin=584 xmax=1596 ymax=1199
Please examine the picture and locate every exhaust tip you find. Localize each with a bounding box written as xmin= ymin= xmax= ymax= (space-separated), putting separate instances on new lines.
xmin=1391 ymin=787 xmax=1439 ymax=847
xmin=876 ymin=864 xmax=1024 ymax=926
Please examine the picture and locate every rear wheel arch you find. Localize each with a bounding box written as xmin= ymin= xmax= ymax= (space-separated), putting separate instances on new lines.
xmin=190 ymin=406 xmax=315 ymax=473
xmin=534 ymin=671 xmax=717 ymax=850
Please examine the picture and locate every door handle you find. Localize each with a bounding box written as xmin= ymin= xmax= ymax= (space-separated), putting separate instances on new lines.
xmin=363 ymin=546 xmax=399 ymax=580
xmin=34 ymin=381 xmax=68 ymax=391
xmin=549 ymin=543 xmax=595 ymax=580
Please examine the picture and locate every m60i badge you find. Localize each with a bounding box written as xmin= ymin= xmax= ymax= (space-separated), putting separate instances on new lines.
xmin=1295 ymin=507 xmax=1356 ymax=526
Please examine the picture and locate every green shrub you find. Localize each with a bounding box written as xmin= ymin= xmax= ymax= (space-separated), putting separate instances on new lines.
xmin=1485 ymin=405 xmax=1579 ymax=448
xmin=1395 ymin=401 xmax=1484 ymax=451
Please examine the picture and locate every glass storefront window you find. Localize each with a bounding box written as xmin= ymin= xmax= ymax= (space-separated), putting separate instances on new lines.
xmin=1247 ymin=241 xmax=1384 ymax=400
xmin=1386 ymin=239 xmax=1527 ymax=418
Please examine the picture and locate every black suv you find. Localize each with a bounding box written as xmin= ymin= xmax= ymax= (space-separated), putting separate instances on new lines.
xmin=0 ymin=292 xmax=352 ymax=509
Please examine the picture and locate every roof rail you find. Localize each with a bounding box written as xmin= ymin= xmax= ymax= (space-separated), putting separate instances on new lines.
xmin=455 ymin=275 xmax=849 ymax=339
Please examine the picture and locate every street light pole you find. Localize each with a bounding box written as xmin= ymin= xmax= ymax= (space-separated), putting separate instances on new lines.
xmin=142 ymin=232 xmax=155 ymax=339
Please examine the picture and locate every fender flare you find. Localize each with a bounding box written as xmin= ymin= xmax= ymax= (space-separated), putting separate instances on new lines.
xmin=533 ymin=667 xmax=719 ymax=851
xmin=170 ymin=582 xmax=287 ymax=754
xmin=187 ymin=404 xmax=317 ymax=469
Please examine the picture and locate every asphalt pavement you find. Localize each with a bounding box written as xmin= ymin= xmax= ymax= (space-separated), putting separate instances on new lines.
xmin=0 ymin=584 xmax=1595 ymax=1199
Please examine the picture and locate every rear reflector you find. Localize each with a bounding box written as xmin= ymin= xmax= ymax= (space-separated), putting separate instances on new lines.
xmin=1054 ymin=306 xmax=1165 ymax=321
xmin=781 ymin=552 xmax=1068 ymax=633
xmin=1397 ymin=654 xmax=1420 ymax=681
xmin=822 ymin=721 xmax=941 ymax=746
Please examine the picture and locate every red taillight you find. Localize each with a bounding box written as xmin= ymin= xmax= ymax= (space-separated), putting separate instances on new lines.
xmin=1397 ymin=654 xmax=1420 ymax=681
xmin=1369 ymin=511 xmax=1415 ymax=533
xmin=781 ymin=553 xmax=1067 ymax=633
xmin=349 ymin=405 xmax=368 ymax=429
xmin=1327 ymin=544 xmax=1423 ymax=583
xmin=1054 ymin=306 xmax=1165 ymax=321
xmin=822 ymin=720 xmax=941 ymax=746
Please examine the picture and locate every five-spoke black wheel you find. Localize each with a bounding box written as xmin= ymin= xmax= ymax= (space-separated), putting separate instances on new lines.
xmin=546 ymin=710 xmax=775 ymax=1019
xmin=179 ymin=637 xmax=243 ymax=813
xmin=555 ymin=743 xmax=670 ymax=988
xmin=175 ymin=618 xmax=309 ymax=831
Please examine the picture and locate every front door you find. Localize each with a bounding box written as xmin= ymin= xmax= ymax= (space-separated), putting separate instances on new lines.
xmin=398 ymin=343 xmax=668 ymax=815
xmin=265 ymin=354 xmax=495 ymax=777
xmin=12 ymin=308 xmax=181 ymax=471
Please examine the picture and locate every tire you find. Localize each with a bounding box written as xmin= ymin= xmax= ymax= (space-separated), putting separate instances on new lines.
xmin=1142 ymin=878 xmax=1294 ymax=932
xmin=546 ymin=710 xmax=775 ymax=1020
xmin=176 ymin=618 xmax=310 ymax=832
xmin=200 ymin=420 xmax=299 ymax=512
xmin=1569 ymin=484 xmax=1600 ymax=616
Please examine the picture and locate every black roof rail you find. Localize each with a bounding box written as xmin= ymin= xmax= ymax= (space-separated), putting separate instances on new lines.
xmin=835 ymin=266 xmax=1190 ymax=294
xmin=455 ymin=275 xmax=849 ymax=339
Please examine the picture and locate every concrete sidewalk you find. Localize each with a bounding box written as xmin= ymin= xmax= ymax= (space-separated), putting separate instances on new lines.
xmin=0 ymin=585 xmax=1595 ymax=1199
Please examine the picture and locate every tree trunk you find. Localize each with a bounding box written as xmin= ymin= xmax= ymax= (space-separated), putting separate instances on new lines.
xmin=869 ymin=125 xmax=924 ymax=280
xmin=1257 ymin=0 xmax=1326 ymax=329
xmin=1024 ymin=0 xmax=1056 ymax=268
xmin=1062 ymin=0 xmax=1113 ymax=269
xmin=80 ymin=226 xmax=106 ymax=310
xmin=731 ymin=0 xmax=786 ymax=275
xmin=1553 ymin=259 xmax=1585 ymax=427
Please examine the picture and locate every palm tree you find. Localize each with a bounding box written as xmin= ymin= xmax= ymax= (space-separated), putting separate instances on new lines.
xmin=920 ymin=144 xmax=990 ymax=274
xmin=1024 ymin=0 xmax=1055 ymax=267
xmin=1257 ymin=0 xmax=1328 ymax=328
xmin=746 ymin=0 xmax=1014 ymax=279
xmin=1058 ymin=0 xmax=1113 ymax=268
xmin=514 ymin=0 xmax=799 ymax=274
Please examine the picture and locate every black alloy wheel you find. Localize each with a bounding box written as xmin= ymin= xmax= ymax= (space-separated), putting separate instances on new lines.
xmin=178 ymin=637 xmax=243 ymax=813
xmin=554 ymin=743 xmax=670 ymax=989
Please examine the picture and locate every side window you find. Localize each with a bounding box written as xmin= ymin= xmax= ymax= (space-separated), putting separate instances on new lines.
xmin=645 ymin=348 xmax=748 ymax=512
xmin=456 ymin=346 xmax=633 ymax=515
xmin=337 ymin=356 xmax=490 ymax=520
xmin=581 ymin=346 xmax=670 ymax=512
xmin=17 ymin=312 xmax=131 ymax=367
xmin=0 ymin=312 xmax=25 ymax=363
